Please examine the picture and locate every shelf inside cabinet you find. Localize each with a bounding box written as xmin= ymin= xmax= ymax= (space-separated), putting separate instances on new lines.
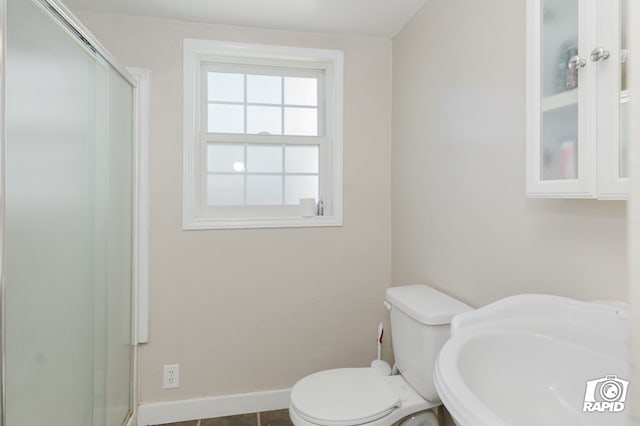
xmin=542 ymin=89 xmax=578 ymax=112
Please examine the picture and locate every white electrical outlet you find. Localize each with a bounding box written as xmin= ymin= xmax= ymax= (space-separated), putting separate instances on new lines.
xmin=163 ymin=364 xmax=180 ymax=389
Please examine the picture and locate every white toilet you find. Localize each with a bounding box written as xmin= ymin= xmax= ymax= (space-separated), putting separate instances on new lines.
xmin=289 ymin=285 xmax=472 ymax=426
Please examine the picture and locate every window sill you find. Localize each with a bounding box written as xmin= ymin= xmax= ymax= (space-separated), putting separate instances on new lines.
xmin=183 ymin=215 xmax=343 ymax=230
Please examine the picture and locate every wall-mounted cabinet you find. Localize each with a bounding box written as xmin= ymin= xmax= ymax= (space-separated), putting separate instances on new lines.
xmin=526 ymin=0 xmax=630 ymax=199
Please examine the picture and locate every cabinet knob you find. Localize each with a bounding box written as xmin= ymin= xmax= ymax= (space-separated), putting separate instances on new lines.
xmin=590 ymin=47 xmax=611 ymax=62
xmin=568 ymin=55 xmax=587 ymax=70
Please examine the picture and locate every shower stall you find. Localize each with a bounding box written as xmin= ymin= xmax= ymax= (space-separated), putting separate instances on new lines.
xmin=0 ymin=0 xmax=137 ymax=424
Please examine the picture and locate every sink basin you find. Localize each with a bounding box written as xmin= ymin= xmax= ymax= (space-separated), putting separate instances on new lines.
xmin=434 ymin=294 xmax=629 ymax=426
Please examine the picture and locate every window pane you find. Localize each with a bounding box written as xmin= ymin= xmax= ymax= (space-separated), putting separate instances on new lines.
xmin=247 ymin=175 xmax=282 ymax=205
xmin=207 ymin=144 xmax=245 ymax=172
xmin=208 ymin=104 xmax=244 ymax=133
xmin=208 ymin=72 xmax=244 ymax=102
xmin=207 ymin=175 xmax=244 ymax=206
xmin=284 ymin=77 xmax=317 ymax=106
xmin=247 ymin=75 xmax=281 ymax=104
xmin=247 ymin=105 xmax=282 ymax=135
xmin=247 ymin=145 xmax=282 ymax=173
xmin=284 ymin=108 xmax=317 ymax=136
xmin=285 ymin=176 xmax=318 ymax=204
xmin=285 ymin=145 xmax=318 ymax=173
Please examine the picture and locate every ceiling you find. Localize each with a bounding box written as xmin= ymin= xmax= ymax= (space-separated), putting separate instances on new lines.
xmin=64 ymin=0 xmax=429 ymax=38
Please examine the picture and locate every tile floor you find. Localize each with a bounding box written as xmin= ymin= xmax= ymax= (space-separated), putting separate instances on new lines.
xmin=157 ymin=409 xmax=293 ymax=426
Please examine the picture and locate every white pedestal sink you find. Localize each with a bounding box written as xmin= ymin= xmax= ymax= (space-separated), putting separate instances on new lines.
xmin=434 ymin=294 xmax=628 ymax=426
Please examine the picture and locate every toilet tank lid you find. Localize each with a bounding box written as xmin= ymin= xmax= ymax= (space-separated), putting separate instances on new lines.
xmin=386 ymin=285 xmax=472 ymax=325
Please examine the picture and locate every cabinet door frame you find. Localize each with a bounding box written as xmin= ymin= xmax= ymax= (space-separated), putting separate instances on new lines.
xmin=526 ymin=0 xmax=598 ymax=198
xmin=596 ymin=0 xmax=627 ymax=199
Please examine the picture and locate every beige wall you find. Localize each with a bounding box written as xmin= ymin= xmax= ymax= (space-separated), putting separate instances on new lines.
xmin=392 ymin=0 xmax=627 ymax=307
xmin=77 ymin=0 xmax=629 ymax=408
xmin=76 ymin=12 xmax=392 ymax=403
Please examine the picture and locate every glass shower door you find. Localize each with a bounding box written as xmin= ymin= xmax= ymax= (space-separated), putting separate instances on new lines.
xmin=93 ymin=56 xmax=134 ymax=426
xmin=4 ymin=0 xmax=134 ymax=424
xmin=5 ymin=0 xmax=99 ymax=423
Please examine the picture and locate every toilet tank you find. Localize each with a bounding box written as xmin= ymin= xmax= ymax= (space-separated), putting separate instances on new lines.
xmin=386 ymin=285 xmax=472 ymax=402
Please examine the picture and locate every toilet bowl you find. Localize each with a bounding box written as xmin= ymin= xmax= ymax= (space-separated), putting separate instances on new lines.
xmin=289 ymin=368 xmax=436 ymax=426
xmin=289 ymin=285 xmax=472 ymax=426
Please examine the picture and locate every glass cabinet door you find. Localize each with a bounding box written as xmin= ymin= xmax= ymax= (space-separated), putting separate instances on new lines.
xmin=540 ymin=0 xmax=580 ymax=181
xmin=527 ymin=0 xmax=596 ymax=197
xmin=528 ymin=0 xmax=629 ymax=199
xmin=595 ymin=0 xmax=629 ymax=198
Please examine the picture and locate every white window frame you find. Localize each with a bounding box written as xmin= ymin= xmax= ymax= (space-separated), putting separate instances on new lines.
xmin=183 ymin=39 xmax=343 ymax=230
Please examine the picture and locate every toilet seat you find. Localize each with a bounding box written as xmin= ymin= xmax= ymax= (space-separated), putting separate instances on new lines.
xmin=290 ymin=368 xmax=401 ymax=426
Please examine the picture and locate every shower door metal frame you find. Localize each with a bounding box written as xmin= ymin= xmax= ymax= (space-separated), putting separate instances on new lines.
xmin=0 ymin=0 xmax=139 ymax=424
xmin=0 ymin=0 xmax=6 ymax=425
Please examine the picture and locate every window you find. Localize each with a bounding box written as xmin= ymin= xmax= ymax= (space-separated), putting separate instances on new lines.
xmin=183 ymin=40 xmax=343 ymax=229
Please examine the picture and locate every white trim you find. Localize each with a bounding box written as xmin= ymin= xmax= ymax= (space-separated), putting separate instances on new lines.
xmin=185 ymin=215 xmax=342 ymax=230
xmin=183 ymin=39 xmax=343 ymax=230
xmin=581 ymin=0 xmax=599 ymax=196
xmin=137 ymin=389 xmax=291 ymax=426
xmin=127 ymin=67 xmax=151 ymax=344
xmin=125 ymin=66 xmax=150 ymax=426
xmin=525 ymin=0 xmax=541 ymax=196
xmin=125 ymin=412 xmax=137 ymax=426
xmin=185 ymin=39 xmax=342 ymax=64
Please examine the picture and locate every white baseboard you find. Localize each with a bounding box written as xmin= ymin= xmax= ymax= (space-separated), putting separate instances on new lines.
xmin=137 ymin=389 xmax=291 ymax=426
